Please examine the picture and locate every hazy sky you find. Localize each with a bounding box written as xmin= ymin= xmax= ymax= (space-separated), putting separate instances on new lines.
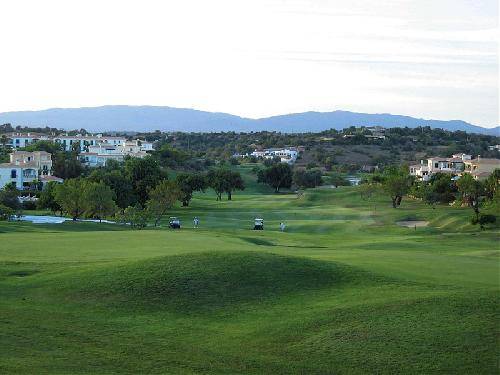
xmin=1 ymin=0 xmax=498 ymax=127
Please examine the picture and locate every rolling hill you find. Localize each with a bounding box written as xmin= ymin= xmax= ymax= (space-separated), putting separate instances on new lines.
xmin=0 ymin=105 xmax=498 ymax=135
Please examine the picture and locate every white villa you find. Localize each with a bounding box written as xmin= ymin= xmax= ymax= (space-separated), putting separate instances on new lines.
xmin=80 ymin=141 xmax=149 ymax=167
xmin=3 ymin=132 xmax=154 ymax=169
xmin=250 ymin=147 xmax=300 ymax=164
xmin=5 ymin=132 xmax=50 ymax=148
xmin=5 ymin=132 xmax=154 ymax=153
xmin=410 ymin=153 xmax=499 ymax=181
xmin=0 ymin=151 xmax=54 ymax=189
xmin=463 ymin=157 xmax=500 ymax=180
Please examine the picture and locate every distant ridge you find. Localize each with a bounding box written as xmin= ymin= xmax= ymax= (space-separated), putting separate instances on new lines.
xmin=0 ymin=105 xmax=498 ymax=135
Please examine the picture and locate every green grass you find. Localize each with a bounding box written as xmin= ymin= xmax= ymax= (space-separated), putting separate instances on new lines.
xmin=0 ymin=170 xmax=498 ymax=374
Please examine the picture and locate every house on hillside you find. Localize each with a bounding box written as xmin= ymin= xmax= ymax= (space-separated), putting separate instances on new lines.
xmin=80 ymin=143 xmax=148 ymax=167
xmin=52 ymin=134 xmax=127 ymax=151
xmin=463 ymin=157 xmax=500 ymax=180
xmin=410 ymin=153 xmax=471 ymax=181
xmin=250 ymin=147 xmax=300 ymax=164
xmin=5 ymin=132 xmax=50 ymax=148
xmin=410 ymin=153 xmax=499 ymax=181
xmin=0 ymin=151 xmax=53 ymax=189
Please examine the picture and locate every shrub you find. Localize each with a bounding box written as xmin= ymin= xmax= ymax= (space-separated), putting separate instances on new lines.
xmin=0 ymin=204 xmax=15 ymax=220
xmin=471 ymin=214 xmax=496 ymax=230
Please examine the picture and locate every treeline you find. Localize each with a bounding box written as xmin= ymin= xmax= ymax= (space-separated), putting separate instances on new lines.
xmin=152 ymin=127 xmax=499 ymax=161
xmin=7 ymin=156 xmax=246 ymax=227
xmin=363 ymin=167 xmax=500 ymax=229
xmin=252 ymin=160 xmax=348 ymax=192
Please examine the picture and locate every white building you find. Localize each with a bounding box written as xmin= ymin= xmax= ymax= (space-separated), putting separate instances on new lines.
xmin=0 ymin=151 xmax=53 ymax=189
xmin=6 ymin=132 xmax=50 ymax=148
xmin=52 ymin=134 xmax=127 ymax=152
xmin=250 ymin=147 xmax=299 ymax=164
xmin=4 ymin=132 xmax=155 ymax=154
xmin=410 ymin=153 xmax=471 ymax=181
xmin=80 ymin=143 xmax=148 ymax=167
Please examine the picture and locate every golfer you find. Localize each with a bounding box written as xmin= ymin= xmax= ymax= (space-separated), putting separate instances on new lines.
xmin=280 ymin=222 xmax=286 ymax=232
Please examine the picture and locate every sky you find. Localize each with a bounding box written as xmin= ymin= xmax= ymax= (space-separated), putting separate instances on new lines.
xmin=0 ymin=0 xmax=498 ymax=127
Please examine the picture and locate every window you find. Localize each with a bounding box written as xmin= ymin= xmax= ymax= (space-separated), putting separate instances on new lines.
xmin=11 ymin=170 xmax=17 ymax=178
xmin=434 ymin=163 xmax=438 ymax=168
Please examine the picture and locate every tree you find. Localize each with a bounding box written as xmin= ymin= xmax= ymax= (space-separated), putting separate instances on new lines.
xmin=116 ymin=205 xmax=150 ymax=229
xmin=84 ymin=182 xmax=117 ymax=222
xmin=176 ymin=172 xmax=207 ymax=206
xmin=0 ymin=135 xmax=8 ymax=149
xmin=88 ymin=169 xmax=136 ymax=209
xmin=484 ymin=169 xmax=500 ymax=201
xmin=52 ymin=152 xmax=85 ymax=179
xmin=54 ymin=179 xmax=87 ymax=220
xmin=224 ymin=170 xmax=244 ymax=200
xmin=207 ymin=168 xmax=245 ymax=200
xmin=257 ymin=163 xmax=293 ymax=193
xmin=456 ymin=173 xmax=484 ymax=222
xmin=0 ymin=183 xmax=21 ymax=212
xmin=146 ymin=180 xmax=181 ymax=226
xmin=382 ymin=166 xmax=413 ymax=208
xmin=293 ymin=168 xmax=322 ymax=189
xmin=125 ymin=156 xmax=164 ymax=205
xmin=422 ymin=173 xmax=457 ymax=207
xmin=359 ymin=182 xmax=379 ymax=201
xmin=329 ymin=173 xmax=350 ymax=188
xmin=37 ymin=181 xmax=62 ymax=214
xmin=0 ymin=204 xmax=14 ymax=220
xmin=22 ymin=140 xmax=63 ymax=155
xmin=263 ymin=156 xmax=281 ymax=167
xmin=471 ymin=213 xmax=496 ymax=230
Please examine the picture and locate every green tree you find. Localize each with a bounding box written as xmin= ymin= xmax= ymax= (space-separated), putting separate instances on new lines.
xmin=257 ymin=163 xmax=293 ymax=193
xmin=207 ymin=168 xmax=245 ymax=200
xmin=382 ymin=166 xmax=413 ymax=208
xmin=484 ymin=169 xmax=500 ymax=201
xmin=0 ymin=135 xmax=8 ymax=149
xmin=88 ymin=169 xmax=136 ymax=209
xmin=84 ymin=182 xmax=117 ymax=222
xmin=0 ymin=204 xmax=14 ymax=220
xmin=293 ymin=168 xmax=322 ymax=189
xmin=52 ymin=152 xmax=85 ymax=179
xmin=37 ymin=181 xmax=62 ymax=214
xmin=329 ymin=173 xmax=350 ymax=188
xmin=125 ymin=156 xmax=164 ymax=205
xmin=176 ymin=172 xmax=207 ymax=206
xmin=146 ymin=180 xmax=181 ymax=226
xmin=54 ymin=179 xmax=88 ymax=220
xmin=422 ymin=173 xmax=457 ymax=207
xmin=456 ymin=173 xmax=484 ymax=222
xmin=224 ymin=170 xmax=244 ymax=200
xmin=22 ymin=140 xmax=63 ymax=154
xmin=116 ymin=205 xmax=150 ymax=229
xmin=0 ymin=183 xmax=21 ymax=212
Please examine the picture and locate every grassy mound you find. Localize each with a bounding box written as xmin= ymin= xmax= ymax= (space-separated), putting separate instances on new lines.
xmin=70 ymin=251 xmax=361 ymax=311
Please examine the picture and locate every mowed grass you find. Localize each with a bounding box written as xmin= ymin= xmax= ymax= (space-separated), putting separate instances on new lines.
xmin=0 ymin=169 xmax=499 ymax=374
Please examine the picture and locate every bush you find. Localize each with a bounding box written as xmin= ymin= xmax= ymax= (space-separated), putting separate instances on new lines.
xmin=0 ymin=204 xmax=15 ymax=220
xmin=293 ymin=169 xmax=322 ymax=189
xmin=116 ymin=205 xmax=150 ymax=229
xmin=22 ymin=200 xmax=37 ymax=210
xmin=471 ymin=214 xmax=496 ymax=230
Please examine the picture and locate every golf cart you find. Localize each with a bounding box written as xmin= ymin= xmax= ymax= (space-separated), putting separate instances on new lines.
xmin=254 ymin=218 xmax=264 ymax=230
xmin=169 ymin=217 xmax=181 ymax=229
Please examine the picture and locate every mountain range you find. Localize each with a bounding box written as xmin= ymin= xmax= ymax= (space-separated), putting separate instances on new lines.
xmin=0 ymin=105 xmax=498 ymax=135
